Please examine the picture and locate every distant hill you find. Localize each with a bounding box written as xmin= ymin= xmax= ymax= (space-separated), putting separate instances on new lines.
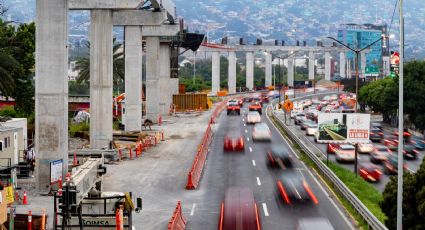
xmin=2 ymin=0 xmax=424 ymax=59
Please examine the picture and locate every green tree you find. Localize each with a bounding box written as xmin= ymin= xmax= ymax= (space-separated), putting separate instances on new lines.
xmin=0 ymin=19 xmax=19 ymax=96
xmin=404 ymin=61 xmax=425 ymax=130
xmin=381 ymin=158 xmax=425 ymax=229
xmin=10 ymin=22 xmax=35 ymax=116
xmin=75 ymin=38 xmax=124 ymax=84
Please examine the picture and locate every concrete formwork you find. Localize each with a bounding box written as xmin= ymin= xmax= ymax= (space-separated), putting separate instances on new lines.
xmin=35 ymin=0 xmax=69 ymax=191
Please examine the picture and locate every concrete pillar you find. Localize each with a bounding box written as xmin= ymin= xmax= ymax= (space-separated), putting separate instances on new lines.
xmin=246 ymin=52 xmax=254 ymax=90
xmin=211 ymin=51 xmax=220 ymax=95
xmin=170 ymin=78 xmax=179 ymax=97
xmin=287 ymin=57 xmax=294 ymax=87
xmin=35 ymin=0 xmax=69 ymax=191
xmin=124 ymin=26 xmax=142 ymax=131
xmin=90 ymin=10 xmax=113 ymax=149
xmin=325 ymin=52 xmax=331 ymax=80
xmin=228 ymin=51 xmax=236 ymax=94
xmin=146 ymin=37 xmax=160 ymax=121
xmin=159 ymin=43 xmax=171 ymax=115
xmin=265 ymin=51 xmax=272 ymax=87
xmin=308 ymin=51 xmax=315 ymax=80
xmin=339 ymin=52 xmax=346 ymax=79
xmin=360 ymin=52 xmax=366 ymax=78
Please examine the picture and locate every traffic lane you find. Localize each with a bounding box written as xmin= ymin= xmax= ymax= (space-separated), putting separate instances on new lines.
xmin=263 ymin=107 xmax=354 ymax=230
xmin=189 ymin=109 xmax=282 ymax=229
xmin=288 ymin=117 xmax=390 ymax=191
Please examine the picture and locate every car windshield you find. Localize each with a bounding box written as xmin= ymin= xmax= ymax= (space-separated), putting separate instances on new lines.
xmin=340 ymin=145 xmax=354 ymax=150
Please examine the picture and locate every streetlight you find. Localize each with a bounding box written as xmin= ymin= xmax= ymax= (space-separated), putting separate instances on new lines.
xmin=327 ymin=36 xmax=383 ymax=112
xmin=397 ymin=1 xmax=404 ymax=229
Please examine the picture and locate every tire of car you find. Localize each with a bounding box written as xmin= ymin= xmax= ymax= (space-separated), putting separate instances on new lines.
xmin=237 ymin=110 xmax=240 ymax=115
xmin=227 ymin=110 xmax=230 ymax=115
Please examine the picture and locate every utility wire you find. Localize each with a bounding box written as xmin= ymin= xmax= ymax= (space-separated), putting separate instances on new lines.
xmin=387 ymin=0 xmax=398 ymax=36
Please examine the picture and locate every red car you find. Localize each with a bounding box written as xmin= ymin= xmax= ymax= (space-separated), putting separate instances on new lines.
xmin=224 ymin=132 xmax=245 ymax=152
xmin=227 ymin=100 xmax=241 ymax=115
xmin=249 ymin=102 xmax=262 ymax=115
xmin=359 ymin=163 xmax=382 ymax=182
xmin=219 ymin=187 xmax=261 ymax=230
xmin=326 ymin=143 xmax=340 ymax=154
xmin=384 ymin=139 xmax=398 ymax=151
xmin=276 ymin=172 xmax=318 ymax=205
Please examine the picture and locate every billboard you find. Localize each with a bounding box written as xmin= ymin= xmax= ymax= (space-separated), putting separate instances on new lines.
xmin=317 ymin=113 xmax=371 ymax=143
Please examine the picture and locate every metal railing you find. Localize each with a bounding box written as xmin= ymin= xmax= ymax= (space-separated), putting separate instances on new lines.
xmin=269 ymin=94 xmax=388 ymax=230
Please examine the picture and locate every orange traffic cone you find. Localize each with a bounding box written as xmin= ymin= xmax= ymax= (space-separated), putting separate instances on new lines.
xmin=161 ymin=131 xmax=165 ymax=141
xmin=22 ymin=191 xmax=28 ymax=205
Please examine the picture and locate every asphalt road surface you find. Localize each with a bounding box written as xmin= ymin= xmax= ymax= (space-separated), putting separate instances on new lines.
xmin=188 ymin=103 xmax=355 ymax=230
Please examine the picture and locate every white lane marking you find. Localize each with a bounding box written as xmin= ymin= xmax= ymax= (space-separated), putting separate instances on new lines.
xmin=242 ymin=118 xmax=245 ymax=122
xmin=262 ymin=203 xmax=269 ymax=217
xmin=244 ymin=124 xmax=246 ymax=127
xmin=256 ymin=177 xmax=261 ymax=186
xmin=247 ymin=137 xmax=250 ymax=141
xmin=190 ymin=203 xmax=196 ymax=216
xmin=252 ymin=160 xmax=256 ymax=166
xmin=249 ymin=147 xmax=253 ymax=152
xmin=245 ymin=129 xmax=248 ymax=133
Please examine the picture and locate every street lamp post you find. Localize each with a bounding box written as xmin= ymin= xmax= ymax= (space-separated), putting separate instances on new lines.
xmin=327 ymin=36 xmax=383 ymax=112
xmin=397 ymin=1 xmax=404 ymax=229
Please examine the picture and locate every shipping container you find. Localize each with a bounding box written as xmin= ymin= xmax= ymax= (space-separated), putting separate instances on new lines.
xmin=173 ymin=94 xmax=208 ymax=112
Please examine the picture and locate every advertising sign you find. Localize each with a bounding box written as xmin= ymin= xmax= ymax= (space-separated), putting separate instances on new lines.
xmin=390 ymin=51 xmax=400 ymax=77
xmin=50 ymin=159 xmax=63 ymax=184
xmin=317 ymin=113 xmax=371 ymax=143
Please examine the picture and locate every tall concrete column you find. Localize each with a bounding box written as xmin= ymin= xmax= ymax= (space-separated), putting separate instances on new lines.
xmin=211 ymin=51 xmax=220 ymax=95
xmin=35 ymin=0 xmax=69 ymax=191
xmin=287 ymin=57 xmax=294 ymax=87
xmin=308 ymin=51 xmax=315 ymax=80
xmin=246 ymin=52 xmax=254 ymax=90
xmin=124 ymin=26 xmax=142 ymax=131
xmin=339 ymin=52 xmax=346 ymax=79
xmin=228 ymin=51 xmax=236 ymax=94
xmin=324 ymin=52 xmax=331 ymax=80
xmin=90 ymin=10 xmax=113 ymax=149
xmin=360 ymin=52 xmax=366 ymax=78
xmin=146 ymin=37 xmax=161 ymax=121
xmin=265 ymin=51 xmax=272 ymax=87
xmin=159 ymin=43 xmax=171 ymax=115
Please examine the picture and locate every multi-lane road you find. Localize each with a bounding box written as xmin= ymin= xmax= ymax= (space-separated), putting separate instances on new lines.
xmin=275 ymin=94 xmax=425 ymax=191
xmin=189 ymin=103 xmax=355 ymax=229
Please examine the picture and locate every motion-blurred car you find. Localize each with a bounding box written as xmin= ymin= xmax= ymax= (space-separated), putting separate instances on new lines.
xmin=383 ymin=154 xmax=407 ymax=175
xmin=371 ymin=122 xmax=382 ymax=131
xmin=297 ymin=218 xmax=334 ymax=230
xmin=249 ymin=102 xmax=262 ymax=115
xmin=335 ymin=144 xmax=355 ymax=163
xmin=247 ymin=111 xmax=261 ymax=124
xmin=294 ymin=113 xmax=306 ymax=125
xmin=370 ymin=145 xmax=392 ymax=164
xmin=306 ymin=123 xmax=318 ymax=136
xmin=370 ymin=128 xmax=384 ymax=142
xmin=223 ymin=131 xmax=244 ymax=152
xmin=226 ymin=100 xmax=241 ymax=115
xmin=326 ymin=143 xmax=340 ymax=154
xmin=359 ymin=163 xmax=382 ymax=182
xmin=219 ymin=187 xmax=261 ymax=230
xmin=238 ymin=98 xmax=244 ymax=107
xmin=410 ymin=138 xmax=425 ymax=150
xmin=276 ymin=172 xmax=318 ymax=205
xmin=403 ymin=143 xmax=418 ymax=160
xmin=384 ymin=138 xmax=398 ymax=150
xmin=266 ymin=144 xmax=293 ymax=169
xmin=252 ymin=123 xmax=271 ymax=141
xmin=300 ymin=119 xmax=314 ymax=130
xmin=358 ymin=143 xmax=374 ymax=154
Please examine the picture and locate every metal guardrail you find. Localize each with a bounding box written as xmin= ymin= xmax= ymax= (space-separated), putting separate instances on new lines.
xmin=269 ymin=93 xmax=388 ymax=230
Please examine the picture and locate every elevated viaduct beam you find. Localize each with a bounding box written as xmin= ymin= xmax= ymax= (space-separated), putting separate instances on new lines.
xmin=69 ymin=0 xmax=143 ymax=9
xmin=35 ymin=0 xmax=69 ymax=192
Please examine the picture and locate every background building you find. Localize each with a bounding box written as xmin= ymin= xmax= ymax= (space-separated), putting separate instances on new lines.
xmin=338 ymin=24 xmax=389 ymax=78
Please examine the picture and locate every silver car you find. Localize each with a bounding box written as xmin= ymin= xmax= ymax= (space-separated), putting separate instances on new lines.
xmin=252 ymin=123 xmax=271 ymax=141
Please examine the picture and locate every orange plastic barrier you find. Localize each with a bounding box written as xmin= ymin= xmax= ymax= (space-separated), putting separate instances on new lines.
xmin=186 ymin=123 xmax=213 ymax=189
xmin=167 ymin=201 xmax=187 ymax=230
xmin=210 ymin=101 xmax=226 ymax=124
